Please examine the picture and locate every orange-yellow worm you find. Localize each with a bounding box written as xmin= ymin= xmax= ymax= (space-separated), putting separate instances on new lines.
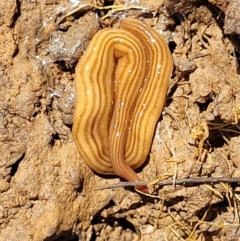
xmin=73 ymin=18 xmax=173 ymax=193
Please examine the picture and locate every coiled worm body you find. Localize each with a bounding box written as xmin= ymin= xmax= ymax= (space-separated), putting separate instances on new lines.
xmin=73 ymin=18 xmax=173 ymax=193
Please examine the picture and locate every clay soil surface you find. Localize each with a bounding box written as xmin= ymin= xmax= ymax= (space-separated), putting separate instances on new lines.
xmin=1 ymin=0 xmax=240 ymax=240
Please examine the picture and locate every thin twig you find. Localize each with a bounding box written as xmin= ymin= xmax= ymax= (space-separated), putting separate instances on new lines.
xmin=95 ymin=177 xmax=240 ymax=190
